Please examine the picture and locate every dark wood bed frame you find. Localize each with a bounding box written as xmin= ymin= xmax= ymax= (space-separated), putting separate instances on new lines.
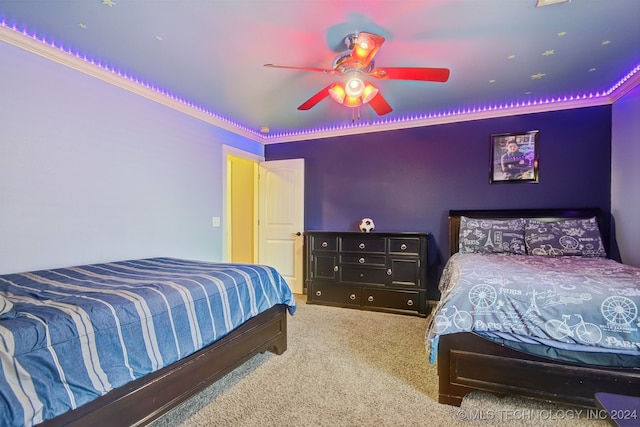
xmin=438 ymin=208 xmax=640 ymax=408
xmin=38 ymin=304 xmax=288 ymax=427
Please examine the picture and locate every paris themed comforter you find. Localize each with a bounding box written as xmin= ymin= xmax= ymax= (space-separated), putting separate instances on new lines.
xmin=426 ymin=253 xmax=640 ymax=364
xmin=0 ymin=257 xmax=296 ymax=427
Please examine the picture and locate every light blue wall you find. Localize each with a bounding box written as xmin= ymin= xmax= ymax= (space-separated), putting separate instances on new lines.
xmin=0 ymin=41 xmax=262 ymax=274
xmin=612 ymin=84 xmax=640 ymax=267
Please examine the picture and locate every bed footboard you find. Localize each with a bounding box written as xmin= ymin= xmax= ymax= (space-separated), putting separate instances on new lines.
xmin=438 ymin=333 xmax=640 ymax=408
xmin=38 ymin=304 xmax=288 ymax=427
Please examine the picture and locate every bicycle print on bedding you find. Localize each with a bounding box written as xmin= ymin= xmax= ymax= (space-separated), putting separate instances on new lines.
xmin=426 ymin=253 xmax=640 ymax=362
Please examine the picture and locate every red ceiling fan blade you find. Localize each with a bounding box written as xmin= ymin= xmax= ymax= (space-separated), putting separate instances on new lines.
xmin=297 ymin=84 xmax=334 ymax=110
xmin=367 ymin=92 xmax=393 ymax=116
xmin=370 ymin=67 xmax=450 ymax=82
xmin=350 ymin=32 xmax=385 ymax=67
xmin=264 ymin=64 xmax=336 ymax=75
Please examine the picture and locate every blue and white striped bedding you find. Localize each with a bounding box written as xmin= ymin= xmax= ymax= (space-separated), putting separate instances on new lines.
xmin=0 ymin=257 xmax=296 ymax=427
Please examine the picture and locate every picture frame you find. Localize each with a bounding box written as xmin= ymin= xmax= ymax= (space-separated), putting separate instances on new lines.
xmin=489 ymin=130 xmax=539 ymax=183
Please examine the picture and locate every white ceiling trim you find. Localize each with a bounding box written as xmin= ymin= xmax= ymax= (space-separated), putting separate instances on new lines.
xmin=0 ymin=25 xmax=265 ymax=144
xmin=262 ymin=95 xmax=615 ymax=144
xmin=2 ymin=24 xmax=636 ymax=146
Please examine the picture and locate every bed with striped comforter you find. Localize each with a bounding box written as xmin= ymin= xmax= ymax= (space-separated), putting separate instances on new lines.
xmin=0 ymin=257 xmax=296 ymax=427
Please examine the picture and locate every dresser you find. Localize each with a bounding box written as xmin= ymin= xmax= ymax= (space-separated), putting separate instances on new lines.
xmin=305 ymin=231 xmax=430 ymax=316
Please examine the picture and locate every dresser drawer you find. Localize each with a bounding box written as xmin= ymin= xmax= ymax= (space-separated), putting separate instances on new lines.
xmin=389 ymin=237 xmax=420 ymax=255
xmin=310 ymin=284 xmax=361 ymax=307
xmin=340 ymin=254 xmax=386 ymax=266
xmin=340 ymin=236 xmax=386 ymax=253
xmin=361 ymin=288 xmax=421 ymax=313
xmin=310 ymin=235 xmax=338 ymax=251
xmin=340 ymin=265 xmax=388 ymax=285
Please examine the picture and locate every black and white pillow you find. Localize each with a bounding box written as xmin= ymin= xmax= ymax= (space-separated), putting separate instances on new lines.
xmin=524 ymin=217 xmax=607 ymax=257
xmin=459 ymin=216 xmax=526 ymax=254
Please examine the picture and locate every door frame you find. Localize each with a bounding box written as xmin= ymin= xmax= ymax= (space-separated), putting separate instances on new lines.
xmin=221 ymin=145 xmax=263 ymax=263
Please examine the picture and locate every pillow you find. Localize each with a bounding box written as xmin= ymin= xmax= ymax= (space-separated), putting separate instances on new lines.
xmin=459 ymin=216 xmax=526 ymax=254
xmin=0 ymin=294 xmax=13 ymax=316
xmin=524 ymin=217 xmax=607 ymax=257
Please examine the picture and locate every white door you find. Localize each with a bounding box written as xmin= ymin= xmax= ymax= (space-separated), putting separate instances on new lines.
xmin=258 ymin=159 xmax=305 ymax=294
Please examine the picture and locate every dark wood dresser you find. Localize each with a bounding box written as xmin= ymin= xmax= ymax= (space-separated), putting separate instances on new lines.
xmin=304 ymin=231 xmax=430 ymax=316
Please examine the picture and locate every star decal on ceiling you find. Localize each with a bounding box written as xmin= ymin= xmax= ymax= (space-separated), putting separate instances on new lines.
xmin=102 ymin=0 xmax=116 ymax=7
xmin=155 ymin=36 xmax=164 ymax=41
xmin=507 ymin=54 xmax=516 ymax=60
xmin=531 ymin=73 xmax=546 ymax=80
xmin=602 ymin=40 xmax=611 ymax=45
xmin=78 ymin=23 xmax=87 ymax=29
xmin=558 ymin=32 xmax=567 ymax=37
xmin=542 ymin=50 xmax=554 ymax=56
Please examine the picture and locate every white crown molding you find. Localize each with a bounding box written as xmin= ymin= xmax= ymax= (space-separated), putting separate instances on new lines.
xmin=0 ymin=25 xmax=265 ymax=144
xmin=263 ymin=73 xmax=640 ymax=144
xmin=262 ymin=95 xmax=615 ymax=144
xmin=2 ymin=24 xmax=637 ymax=146
xmin=608 ymin=67 xmax=640 ymax=102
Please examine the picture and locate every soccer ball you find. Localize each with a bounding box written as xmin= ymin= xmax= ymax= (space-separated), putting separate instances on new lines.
xmin=359 ymin=218 xmax=375 ymax=233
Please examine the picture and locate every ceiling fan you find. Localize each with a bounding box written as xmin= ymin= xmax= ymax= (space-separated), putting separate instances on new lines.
xmin=264 ymin=32 xmax=450 ymax=116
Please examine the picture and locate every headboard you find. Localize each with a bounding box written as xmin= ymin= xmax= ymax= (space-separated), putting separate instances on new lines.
xmin=448 ymin=208 xmax=603 ymax=257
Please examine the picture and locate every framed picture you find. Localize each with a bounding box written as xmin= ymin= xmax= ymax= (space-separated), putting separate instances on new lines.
xmin=490 ymin=130 xmax=539 ymax=183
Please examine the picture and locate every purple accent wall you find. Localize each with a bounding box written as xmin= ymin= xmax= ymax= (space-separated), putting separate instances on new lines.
xmin=266 ymin=106 xmax=612 ymax=296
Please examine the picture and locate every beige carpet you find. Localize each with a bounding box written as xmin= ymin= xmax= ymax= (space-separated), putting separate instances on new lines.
xmin=151 ymin=295 xmax=611 ymax=427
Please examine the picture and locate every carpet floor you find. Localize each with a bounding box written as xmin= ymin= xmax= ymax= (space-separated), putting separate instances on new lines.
xmin=151 ymin=295 xmax=611 ymax=427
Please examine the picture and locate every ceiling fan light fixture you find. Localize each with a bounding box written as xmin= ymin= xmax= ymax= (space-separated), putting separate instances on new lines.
xmin=361 ymin=83 xmax=379 ymax=104
xmin=343 ymin=95 xmax=362 ymax=108
xmin=328 ymin=83 xmax=346 ymax=104
xmin=353 ymin=36 xmax=370 ymax=60
xmin=345 ymin=76 xmax=365 ymax=97
xmin=352 ymin=32 xmax=385 ymax=67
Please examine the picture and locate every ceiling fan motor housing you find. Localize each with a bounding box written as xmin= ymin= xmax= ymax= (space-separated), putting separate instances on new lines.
xmin=333 ymin=53 xmax=375 ymax=74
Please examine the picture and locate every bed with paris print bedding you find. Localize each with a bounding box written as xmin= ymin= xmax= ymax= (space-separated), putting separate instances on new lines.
xmin=428 ymin=209 xmax=640 ymax=409
xmin=426 ymin=252 xmax=640 ymax=366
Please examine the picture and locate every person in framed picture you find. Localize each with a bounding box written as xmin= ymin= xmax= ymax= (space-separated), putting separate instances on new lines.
xmin=500 ymin=138 xmax=530 ymax=180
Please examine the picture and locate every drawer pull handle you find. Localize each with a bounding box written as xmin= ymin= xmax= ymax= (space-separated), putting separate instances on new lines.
xmin=316 ymin=290 xmax=322 ymax=297
xmin=359 ymin=243 xmax=365 ymax=249
xmin=322 ymin=241 xmax=328 ymax=248
xmin=350 ymin=294 xmax=357 ymax=300
xmin=359 ymin=257 xmax=365 ymax=264
xmin=400 ymin=244 xmax=407 ymax=250
xmin=359 ymin=273 xmax=364 ymax=278
xmin=407 ymin=299 xmax=414 ymax=306
xmin=387 ymin=269 xmax=392 ymax=275
xmin=333 ymin=266 xmax=339 ymax=272
xmin=367 ymin=296 xmax=374 ymax=302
